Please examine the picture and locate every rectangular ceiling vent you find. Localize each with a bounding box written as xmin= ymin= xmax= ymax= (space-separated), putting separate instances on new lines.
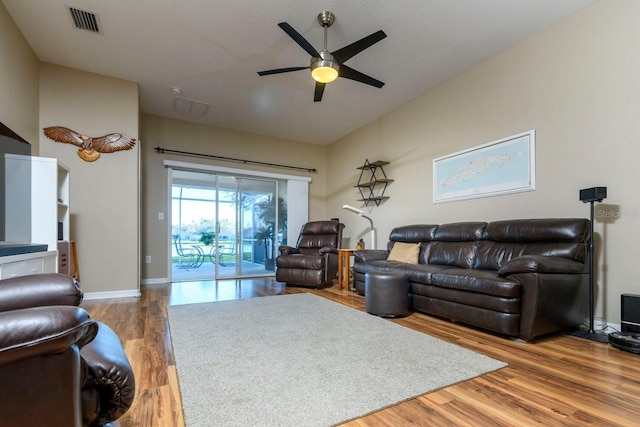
xmin=68 ymin=6 xmax=102 ymax=33
xmin=173 ymin=97 xmax=210 ymax=116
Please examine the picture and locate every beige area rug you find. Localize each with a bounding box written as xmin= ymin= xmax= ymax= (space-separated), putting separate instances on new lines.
xmin=168 ymin=293 xmax=506 ymax=426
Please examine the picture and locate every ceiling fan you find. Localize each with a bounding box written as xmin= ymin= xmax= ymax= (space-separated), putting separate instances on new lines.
xmin=257 ymin=11 xmax=386 ymax=102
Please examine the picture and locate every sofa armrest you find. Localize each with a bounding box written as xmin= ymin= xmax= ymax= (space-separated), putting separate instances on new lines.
xmin=498 ymin=255 xmax=586 ymax=277
xmin=0 ymin=306 xmax=97 ymax=367
xmin=517 ymin=271 xmax=588 ymax=341
xmin=0 ymin=274 xmax=83 ymax=313
xmin=319 ymin=246 xmax=338 ymax=255
xmin=278 ymin=245 xmax=300 ymax=256
xmin=354 ymin=249 xmax=389 ymax=263
xmin=80 ymin=321 xmax=136 ymax=426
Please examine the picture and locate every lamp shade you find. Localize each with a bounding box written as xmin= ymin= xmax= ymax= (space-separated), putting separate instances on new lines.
xmin=342 ymin=204 xmax=375 ymax=249
xmin=342 ymin=204 xmax=363 ymax=215
xmin=311 ymin=51 xmax=339 ymax=83
xmin=311 ymin=66 xmax=338 ymax=83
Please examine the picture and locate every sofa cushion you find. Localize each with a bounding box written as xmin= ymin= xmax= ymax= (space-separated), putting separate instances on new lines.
xmin=389 ymin=224 xmax=438 ymax=243
xmin=482 ymin=218 xmax=589 ymax=243
xmin=400 ymin=263 xmax=451 ymax=284
xmin=353 ymin=260 xmax=451 ymax=285
xmin=474 ymin=241 xmax=587 ymax=270
xmin=433 ymin=222 xmax=487 ymax=241
xmin=387 ymin=242 xmax=420 ymax=263
xmin=427 ymin=241 xmax=478 ymax=269
xmin=430 ymin=268 xmax=521 ymax=298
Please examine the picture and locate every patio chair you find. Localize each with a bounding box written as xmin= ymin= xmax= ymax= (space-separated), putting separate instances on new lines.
xmin=206 ymin=244 xmax=225 ymax=264
xmin=172 ymin=234 xmax=204 ymax=269
xmin=217 ymin=242 xmax=236 ymax=266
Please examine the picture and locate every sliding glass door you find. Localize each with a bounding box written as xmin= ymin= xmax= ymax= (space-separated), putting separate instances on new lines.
xmin=170 ymin=169 xmax=286 ymax=282
xmin=171 ymin=170 xmax=215 ymax=281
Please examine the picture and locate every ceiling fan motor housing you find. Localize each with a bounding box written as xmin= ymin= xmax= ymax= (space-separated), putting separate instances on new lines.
xmin=310 ymin=11 xmax=339 ymax=83
xmin=317 ymin=11 xmax=335 ymax=27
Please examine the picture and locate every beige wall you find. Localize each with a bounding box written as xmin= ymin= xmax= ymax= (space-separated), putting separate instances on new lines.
xmin=0 ymin=1 xmax=39 ymax=148
xmin=140 ymin=114 xmax=326 ymax=281
xmin=39 ymin=64 xmax=140 ymax=295
xmin=3 ymin=0 xmax=637 ymax=325
xmin=328 ymin=0 xmax=640 ymax=326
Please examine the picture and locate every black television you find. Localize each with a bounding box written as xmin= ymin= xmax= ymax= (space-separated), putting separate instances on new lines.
xmin=0 ymin=121 xmax=32 ymax=247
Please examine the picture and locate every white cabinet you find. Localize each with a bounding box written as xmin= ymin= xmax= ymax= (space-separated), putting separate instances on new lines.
xmin=5 ymin=155 xmax=70 ymax=251
xmin=1 ymin=259 xmax=26 ymax=279
xmin=4 ymin=155 xmax=70 ymax=275
xmin=43 ymin=252 xmax=57 ymax=273
xmin=0 ymin=251 xmax=58 ymax=279
xmin=57 ymin=162 xmax=70 ymax=242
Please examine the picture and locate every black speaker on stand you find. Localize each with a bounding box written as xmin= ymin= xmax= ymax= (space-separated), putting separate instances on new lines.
xmin=571 ymin=187 xmax=609 ymax=343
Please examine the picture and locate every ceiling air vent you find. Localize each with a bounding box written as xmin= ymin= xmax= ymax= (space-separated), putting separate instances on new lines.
xmin=173 ymin=97 xmax=210 ymax=116
xmin=68 ymin=6 xmax=101 ymax=33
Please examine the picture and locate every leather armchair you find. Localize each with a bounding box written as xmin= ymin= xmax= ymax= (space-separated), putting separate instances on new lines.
xmin=0 ymin=273 xmax=135 ymax=426
xmin=275 ymin=220 xmax=344 ymax=288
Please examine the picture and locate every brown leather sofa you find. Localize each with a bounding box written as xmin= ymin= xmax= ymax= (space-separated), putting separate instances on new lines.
xmin=276 ymin=220 xmax=345 ymax=288
xmin=0 ymin=273 xmax=135 ymax=426
xmin=354 ymin=219 xmax=590 ymax=341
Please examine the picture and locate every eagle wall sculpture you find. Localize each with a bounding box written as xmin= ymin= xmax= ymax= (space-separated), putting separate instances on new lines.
xmin=43 ymin=126 xmax=136 ymax=162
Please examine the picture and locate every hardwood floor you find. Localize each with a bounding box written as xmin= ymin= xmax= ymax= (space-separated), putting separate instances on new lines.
xmin=82 ymin=279 xmax=640 ymax=426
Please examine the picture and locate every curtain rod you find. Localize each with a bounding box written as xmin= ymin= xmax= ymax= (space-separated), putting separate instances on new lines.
xmin=154 ymin=147 xmax=317 ymax=173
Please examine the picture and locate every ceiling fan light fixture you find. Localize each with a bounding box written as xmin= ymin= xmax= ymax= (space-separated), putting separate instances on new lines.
xmin=310 ymin=52 xmax=339 ymax=83
xmin=257 ymin=11 xmax=385 ymax=101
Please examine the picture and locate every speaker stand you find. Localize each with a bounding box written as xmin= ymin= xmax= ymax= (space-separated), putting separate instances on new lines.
xmin=570 ymin=328 xmax=609 ymax=343
xmin=570 ymin=200 xmax=608 ymax=343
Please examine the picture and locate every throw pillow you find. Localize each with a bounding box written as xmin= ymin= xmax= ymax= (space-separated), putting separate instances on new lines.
xmin=387 ymin=242 xmax=420 ymax=264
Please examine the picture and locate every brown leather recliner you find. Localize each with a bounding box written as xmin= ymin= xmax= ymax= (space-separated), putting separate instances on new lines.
xmin=275 ymin=220 xmax=345 ymax=288
xmin=0 ymin=273 xmax=135 ymax=426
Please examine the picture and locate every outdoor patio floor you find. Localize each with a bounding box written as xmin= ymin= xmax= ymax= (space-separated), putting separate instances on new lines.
xmin=171 ymin=259 xmax=274 ymax=282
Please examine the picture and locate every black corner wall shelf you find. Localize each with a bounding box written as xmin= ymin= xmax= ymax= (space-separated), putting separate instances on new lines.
xmin=355 ymin=159 xmax=393 ymax=207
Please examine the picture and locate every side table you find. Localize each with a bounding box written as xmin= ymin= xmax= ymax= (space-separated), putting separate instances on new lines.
xmin=337 ymin=249 xmax=355 ymax=290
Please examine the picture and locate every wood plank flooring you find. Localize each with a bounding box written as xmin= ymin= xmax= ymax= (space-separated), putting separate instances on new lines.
xmin=81 ymin=279 xmax=640 ymax=426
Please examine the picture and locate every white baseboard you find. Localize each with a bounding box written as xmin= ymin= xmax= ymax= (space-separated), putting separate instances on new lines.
xmin=141 ymin=277 xmax=170 ymax=285
xmin=83 ymin=289 xmax=141 ymax=300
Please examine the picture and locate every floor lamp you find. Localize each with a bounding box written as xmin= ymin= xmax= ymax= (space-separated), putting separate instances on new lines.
xmin=342 ymin=204 xmax=376 ymax=249
xmin=571 ymin=186 xmax=608 ymax=343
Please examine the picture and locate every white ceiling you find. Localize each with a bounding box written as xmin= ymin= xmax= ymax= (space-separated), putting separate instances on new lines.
xmin=3 ymin=0 xmax=593 ymax=145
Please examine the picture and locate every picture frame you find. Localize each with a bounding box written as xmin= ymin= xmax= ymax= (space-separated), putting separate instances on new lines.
xmin=433 ymin=130 xmax=535 ymax=203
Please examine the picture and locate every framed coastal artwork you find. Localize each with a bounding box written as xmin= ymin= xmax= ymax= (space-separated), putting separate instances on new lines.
xmin=433 ymin=130 xmax=535 ymax=203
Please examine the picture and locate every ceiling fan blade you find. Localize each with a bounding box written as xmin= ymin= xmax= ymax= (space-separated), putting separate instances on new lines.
xmin=257 ymin=66 xmax=310 ymax=76
xmin=332 ymin=30 xmax=387 ymax=64
xmin=278 ymin=22 xmax=321 ymax=58
xmin=314 ymin=82 xmax=326 ymax=102
xmin=339 ymin=65 xmax=385 ymax=88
